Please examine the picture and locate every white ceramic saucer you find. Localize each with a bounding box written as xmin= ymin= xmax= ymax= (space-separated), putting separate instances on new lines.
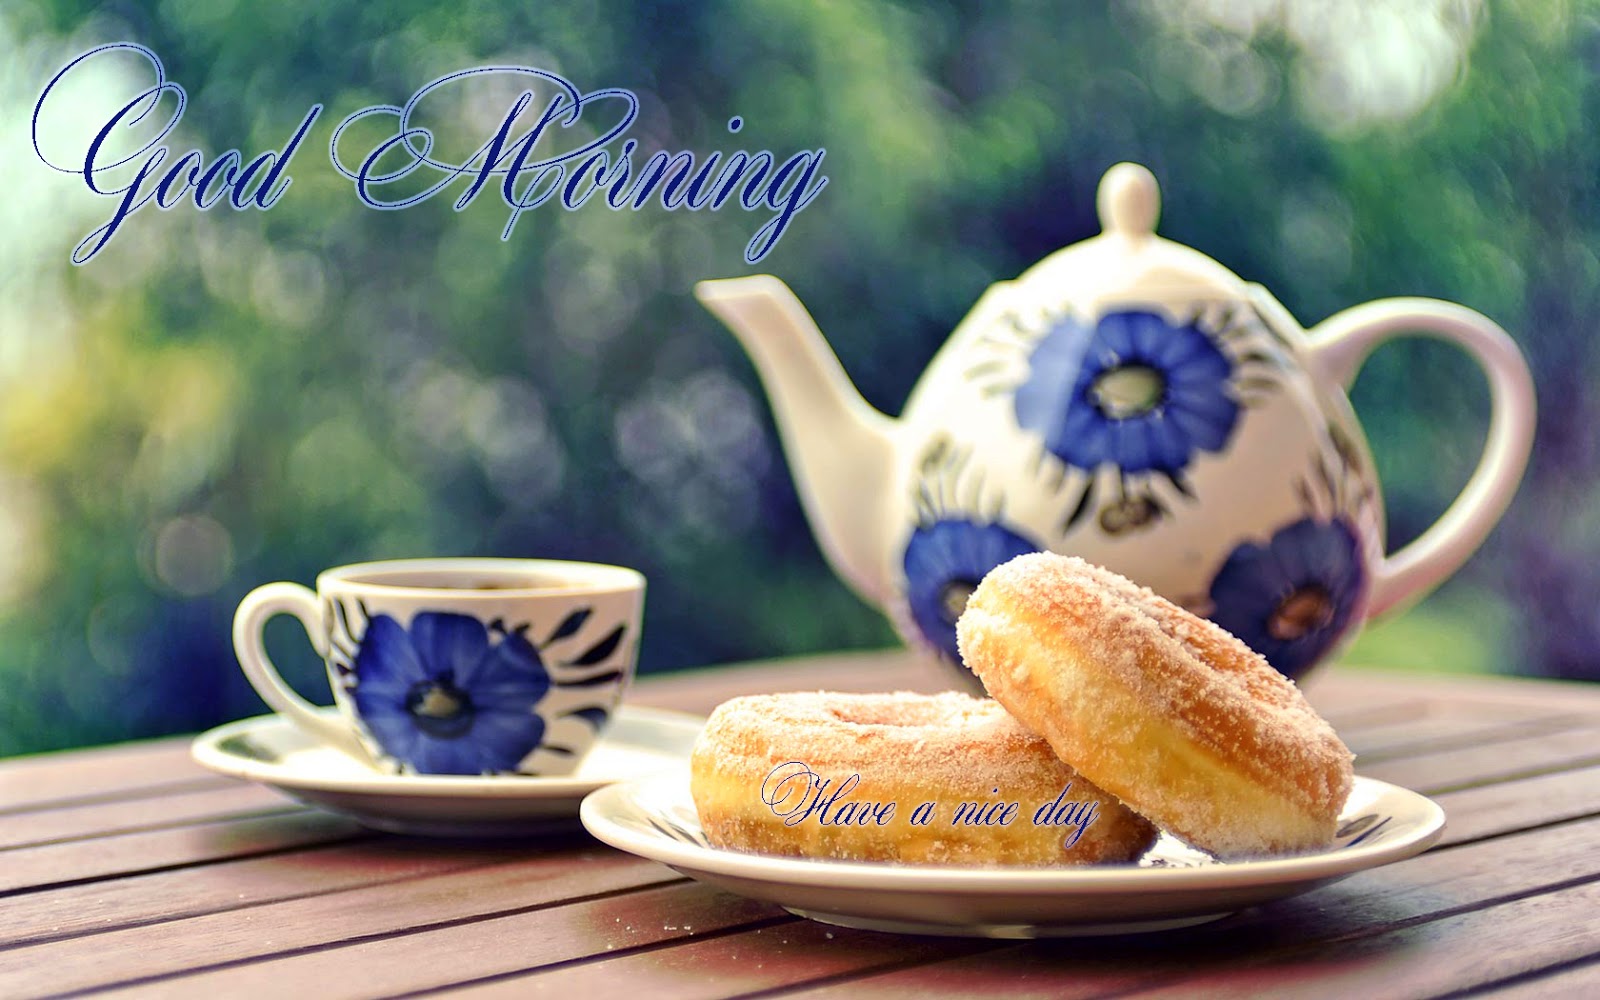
xmin=579 ymin=770 xmax=1445 ymax=938
xmin=192 ymin=705 xmax=702 ymax=837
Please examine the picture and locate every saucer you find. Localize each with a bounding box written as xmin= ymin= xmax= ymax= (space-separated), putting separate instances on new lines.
xmin=192 ymin=706 xmax=703 ymax=837
xmin=579 ymin=770 xmax=1445 ymax=938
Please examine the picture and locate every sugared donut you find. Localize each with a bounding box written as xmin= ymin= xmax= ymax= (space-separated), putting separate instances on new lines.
xmin=689 ymin=691 xmax=1157 ymax=865
xmin=956 ymin=553 xmax=1354 ymax=858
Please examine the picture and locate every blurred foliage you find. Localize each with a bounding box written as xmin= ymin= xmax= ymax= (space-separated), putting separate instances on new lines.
xmin=2 ymin=0 xmax=1597 ymax=754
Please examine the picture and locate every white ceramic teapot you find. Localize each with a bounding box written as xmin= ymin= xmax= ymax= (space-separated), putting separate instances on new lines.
xmin=696 ymin=163 xmax=1536 ymax=680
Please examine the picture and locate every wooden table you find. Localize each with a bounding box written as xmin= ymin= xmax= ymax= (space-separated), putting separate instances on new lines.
xmin=4 ymin=650 xmax=1600 ymax=998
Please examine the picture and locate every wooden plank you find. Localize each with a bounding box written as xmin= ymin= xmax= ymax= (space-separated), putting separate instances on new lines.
xmin=1474 ymin=956 xmax=1600 ymax=998
xmin=0 ymin=782 xmax=293 ymax=851
xmin=1315 ymin=669 xmax=1600 ymax=713
xmin=1304 ymin=699 xmax=1428 ymax=732
xmin=1117 ymin=877 xmax=1600 ymax=999
xmin=1342 ymin=711 xmax=1590 ymax=762
xmin=98 ymin=883 xmax=781 ymax=999
xmin=0 ymin=739 xmax=225 ymax=814
xmin=433 ymin=918 xmax=1001 ymax=1000
xmin=1428 ymin=765 xmax=1600 ymax=846
xmin=0 ymin=847 xmax=687 ymax=995
xmin=1299 ymin=679 xmax=1425 ymax=721
xmin=781 ymin=943 xmax=1135 ymax=999
xmin=0 ymin=810 xmax=362 ymax=894
xmin=1359 ymin=725 xmax=1600 ymax=793
xmin=0 ymin=838 xmax=546 ymax=949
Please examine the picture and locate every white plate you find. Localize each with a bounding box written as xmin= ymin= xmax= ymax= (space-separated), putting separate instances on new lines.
xmin=192 ymin=706 xmax=703 ymax=837
xmin=580 ymin=770 xmax=1445 ymax=937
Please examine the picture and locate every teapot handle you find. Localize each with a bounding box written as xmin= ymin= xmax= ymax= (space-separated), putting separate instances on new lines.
xmin=1305 ymin=298 xmax=1536 ymax=618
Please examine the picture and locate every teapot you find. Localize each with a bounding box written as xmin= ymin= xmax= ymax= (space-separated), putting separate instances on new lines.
xmin=696 ymin=163 xmax=1536 ymax=680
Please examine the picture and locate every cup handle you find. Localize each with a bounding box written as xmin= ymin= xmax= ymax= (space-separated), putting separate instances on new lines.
xmin=1306 ymin=297 xmax=1537 ymax=618
xmin=232 ymin=582 xmax=367 ymax=759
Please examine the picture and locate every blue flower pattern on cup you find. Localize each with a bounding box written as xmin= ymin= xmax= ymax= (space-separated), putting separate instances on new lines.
xmin=1206 ymin=517 xmax=1367 ymax=681
xmin=903 ymin=518 xmax=1040 ymax=661
xmin=351 ymin=612 xmax=553 ymax=775
xmin=336 ymin=604 xmax=631 ymax=776
xmin=1014 ymin=310 xmax=1239 ymax=476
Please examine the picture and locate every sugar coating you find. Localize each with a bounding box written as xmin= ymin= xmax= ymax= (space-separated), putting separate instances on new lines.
xmin=689 ymin=690 xmax=1158 ymax=865
xmin=956 ymin=552 xmax=1356 ymax=858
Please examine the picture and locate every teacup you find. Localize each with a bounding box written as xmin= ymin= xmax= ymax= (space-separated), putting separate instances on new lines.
xmin=233 ymin=558 xmax=646 ymax=776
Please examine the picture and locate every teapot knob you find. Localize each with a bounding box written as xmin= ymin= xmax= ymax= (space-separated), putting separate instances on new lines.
xmin=1097 ymin=162 xmax=1160 ymax=238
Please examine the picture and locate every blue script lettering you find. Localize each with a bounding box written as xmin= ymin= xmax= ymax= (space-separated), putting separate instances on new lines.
xmin=951 ymin=790 xmax=1020 ymax=827
xmin=33 ymin=43 xmax=320 ymax=264
xmin=1031 ymin=783 xmax=1102 ymax=849
xmin=331 ymin=71 xmax=826 ymax=262
xmin=760 ymin=761 xmax=896 ymax=827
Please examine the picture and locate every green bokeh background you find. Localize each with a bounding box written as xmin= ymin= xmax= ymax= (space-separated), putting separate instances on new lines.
xmin=2 ymin=0 xmax=1595 ymax=755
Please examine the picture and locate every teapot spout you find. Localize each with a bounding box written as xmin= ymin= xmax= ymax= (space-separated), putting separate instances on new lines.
xmin=696 ymin=275 xmax=900 ymax=605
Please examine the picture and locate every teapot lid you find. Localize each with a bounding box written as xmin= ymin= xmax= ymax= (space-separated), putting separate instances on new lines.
xmin=1011 ymin=163 xmax=1251 ymax=314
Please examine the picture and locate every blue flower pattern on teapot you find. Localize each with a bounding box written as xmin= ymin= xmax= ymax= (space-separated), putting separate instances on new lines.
xmin=1015 ymin=309 xmax=1239 ymax=478
xmin=897 ymin=292 xmax=1373 ymax=680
